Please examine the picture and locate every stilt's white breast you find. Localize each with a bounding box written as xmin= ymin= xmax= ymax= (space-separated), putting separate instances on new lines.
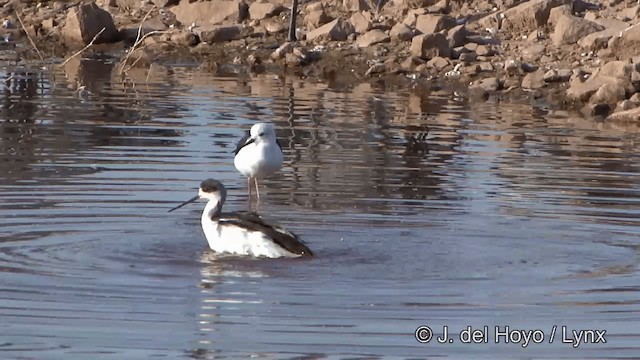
xmin=234 ymin=141 xmax=283 ymax=179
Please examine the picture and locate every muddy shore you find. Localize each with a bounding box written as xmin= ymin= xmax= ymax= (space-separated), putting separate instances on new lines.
xmin=3 ymin=0 xmax=640 ymax=121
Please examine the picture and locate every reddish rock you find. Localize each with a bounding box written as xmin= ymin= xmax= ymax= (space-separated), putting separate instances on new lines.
xmin=171 ymin=0 xmax=248 ymax=25
xmin=356 ymin=29 xmax=390 ymax=47
xmin=304 ymin=8 xmax=332 ymax=30
xmin=415 ymin=14 xmax=457 ymax=34
xmin=249 ymin=2 xmax=285 ymax=20
xmin=306 ymin=18 xmax=355 ymax=41
xmin=606 ymin=107 xmax=640 ymax=122
xmin=349 ymin=11 xmax=372 ymax=33
xmin=427 ymin=56 xmax=450 ymax=70
xmin=261 ymin=18 xmax=286 ymax=33
xmin=390 ymin=23 xmax=413 ymax=41
xmin=547 ymin=4 xmax=571 ymax=26
xmin=447 ymin=24 xmax=467 ymax=48
xmin=62 ymin=2 xmax=119 ymax=46
xmin=551 ymin=15 xmax=604 ymax=45
xmin=522 ymin=68 xmax=546 ymax=89
xmin=543 ymin=68 xmax=572 ymax=82
xmin=410 ymin=33 xmax=451 ymax=59
xmin=343 ymin=0 xmax=370 ymax=11
xmin=195 ymin=24 xmax=249 ymax=43
xmin=502 ymin=0 xmax=569 ymax=33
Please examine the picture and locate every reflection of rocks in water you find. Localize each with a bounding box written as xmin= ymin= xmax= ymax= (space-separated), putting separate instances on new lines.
xmin=1 ymin=68 xmax=41 ymax=122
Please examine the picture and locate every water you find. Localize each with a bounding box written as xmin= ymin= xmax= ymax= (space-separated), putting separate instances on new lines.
xmin=1 ymin=58 xmax=640 ymax=359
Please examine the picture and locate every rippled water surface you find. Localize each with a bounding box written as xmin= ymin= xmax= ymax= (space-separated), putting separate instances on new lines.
xmin=2 ymin=59 xmax=640 ymax=359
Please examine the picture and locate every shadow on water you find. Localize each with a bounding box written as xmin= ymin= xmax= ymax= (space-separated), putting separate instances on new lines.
xmin=0 ymin=59 xmax=640 ymax=358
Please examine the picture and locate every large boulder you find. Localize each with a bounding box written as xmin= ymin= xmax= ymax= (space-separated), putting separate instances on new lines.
xmin=501 ymin=0 xmax=570 ymax=34
xmin=551 ymin=15 xmax=604 ymax=45
xmin=415 ymin=14 xmax=456 ymax=34
xmin=170 ymin=0 xmax=248 ymax=25
xmin=410 ymin=33 xmax=451 ymax=59
xmin=194 ymin=24 xmax=250 ymax=43
xmin=306 ymin=18 xmax=355 ymax=41
xmin=249 ymin=2 xmax=285 ymax=20
xmin=62 ymin=2 xmax=119 ymax=46
xmin=355 ymin=29 xmax=390 ymax=47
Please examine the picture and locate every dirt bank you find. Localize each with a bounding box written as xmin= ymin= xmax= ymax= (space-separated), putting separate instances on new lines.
xmin=4 ymin=0 xmax=640 ymax=121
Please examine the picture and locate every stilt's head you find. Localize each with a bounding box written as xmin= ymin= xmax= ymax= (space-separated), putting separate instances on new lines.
xmin=250 ymin=122 xmax=277 ymax=143
xmin=168 ymin=178 xmax=227 ymax=212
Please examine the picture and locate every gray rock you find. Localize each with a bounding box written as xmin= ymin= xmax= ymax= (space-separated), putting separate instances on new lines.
xmin=62 ymin=2 xmax=119 ymax=46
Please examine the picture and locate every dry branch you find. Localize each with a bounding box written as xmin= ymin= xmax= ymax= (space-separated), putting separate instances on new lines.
xmin=15 ymin=11 xmax=44 ymax=62
xmin=58 ymin=27 xmax=106 ymax=67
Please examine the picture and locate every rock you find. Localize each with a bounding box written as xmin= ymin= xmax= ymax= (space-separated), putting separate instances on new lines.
xmin=630 ymin=92 xmax=640 ymax=103
xmin=459 ymin=51 xmax=477 ymax=62
xmin=403 ymin=8 xmax=427 ymax=27
xmin=270 ymin=42 xmax=293 ymax=60
xmin=578 ymin=27 xmax=626 ymax=51
xmin=151 ymin=0 xmax=179 ymax=7
xmin=119 ymin=17 xmax=167 ymax=43
xmin=478 ymin=62 xmax=494 ymax=72
xmin=428 ymin=0 xmax=450 ymax=14
xmin=349 ymin=11 xmax=372 ymax=33
xmin=343 ymin=0 xmax=370 ymax=11
xmin=410 ymin=33 xmax=451 ymax=59
xmin=521 ymin=44 xmax=545 ymax=62
xmin=249 ymin=2 xmax=284 ymax=20
xmin=522 ymin=68 xmax=546 ymax=89
xmin=171 ymin=0 xmax=248 ymax=26
xmin=505 ymin=59 xmax=520 ymax=73
xmin=170 ymin=30 xmax=198 ymax=46
xmin=356 ymin=29 xmax=390 ymax=47
xmin=306 ymin=18 xmax=355 ymax=41
xmin=451 ymin=46 xmax=470 ymax=59
xmin=547 ymin=4 xmax=572 ymax=26
xmin=447 ymin=24 xmax=467 ymax=48
xmin=551 ymin=15 xmax=604 ymax=45
xmin=415 ymin=14 xmax=457 ymax=34
xmin=469 ymin=77 xmax=502 ymax=100
xmin=304 ymin=9 xmax=332 ymax=30
xmin=607 ymin=22 xmax=640 ymax=60
xmin=521 ymin=62 xmax=539 ymax=72
xmin=390 ymin=23 xmax=413 ymax=41
xmin=475 ymin=45 xmax=495 ymax=56
xmin=427 ymin=56 xmax=450 ymax=70
xmin=618 ymin=5 xmax=640 ymax=21
xmin=62 ymin=2 xmax=119 ymax=46
xmin=543 ymin=68 xmax=572 ymax=82
xmin=261 ymin=18 xmax=286 ymax=33
xmin=615 ymin=99 xmax=636 ymax=112
xmin=599 ymin=60 xmax=633 ymax=79
xmin=567 ymin=74 xmax=632 ymax=102
xmin=606 ymin=107 xmax=640 ymax=122
xmin=194 ymin=24 xmax=249 ymax=43
xmin=502 ymin=0 xmax=569 ymax=34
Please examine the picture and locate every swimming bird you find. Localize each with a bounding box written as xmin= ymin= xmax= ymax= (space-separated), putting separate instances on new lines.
xmin=233 ymin=122 xmax=283 ymax=199
xmin=169 ymin=178 xmax=313 ymax=258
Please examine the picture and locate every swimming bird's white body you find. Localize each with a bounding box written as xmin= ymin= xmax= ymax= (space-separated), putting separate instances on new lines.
xmin=169 ymin=179 xmax=313 ymax=259
xmin=200 ymin=198 xmax=297 ymax=258
xmin=233 ymin=123 xmax=283 ymax=198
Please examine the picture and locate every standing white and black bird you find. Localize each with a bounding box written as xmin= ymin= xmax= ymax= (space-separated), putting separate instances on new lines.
xmin=169 ymin=178 xmax=313 ymax=258
xmin=233 ymin=122 xmax=283 ymax=199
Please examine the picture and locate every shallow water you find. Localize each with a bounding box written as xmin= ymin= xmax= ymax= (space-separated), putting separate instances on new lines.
xmin=1 ymin=59 xmax=640 ymax=359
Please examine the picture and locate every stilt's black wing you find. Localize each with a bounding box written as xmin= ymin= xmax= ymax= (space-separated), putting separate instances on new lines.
xmin=275 ymin=138 xmax=283 ymax=151
xmin=232 ymin=130 xmax=251 ymax=155
xmin=216 ymin=211 xmax=313 ymax=256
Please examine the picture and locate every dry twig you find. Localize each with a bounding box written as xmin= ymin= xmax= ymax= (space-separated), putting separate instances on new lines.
xmin=58 ymin=27 xmax=106 ymax=67
xmin=15 ymin=11 xmax=44 ymax=62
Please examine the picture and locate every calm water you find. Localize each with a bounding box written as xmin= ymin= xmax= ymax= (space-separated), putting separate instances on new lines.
xmin=1 ymin=58 xmax=640 ymax=359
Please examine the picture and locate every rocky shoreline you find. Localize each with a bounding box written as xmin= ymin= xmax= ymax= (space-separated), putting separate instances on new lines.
xmin=3 ymin=0 xmax=640 ymax=121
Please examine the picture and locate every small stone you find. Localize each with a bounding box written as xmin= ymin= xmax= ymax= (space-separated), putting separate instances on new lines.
xmin=543 ymin=69 xmax=572 ymax=82
xmin=476 ymin=45 xmax=494 ymax=56
xmin=615 ymin=99 xmax=637 ymax=112
xmin=459 ymin=51 xmax=477 ymax=62
xmin=522 ymin=68 xmax=545 ymax=89
xmin=427 ymin=56 xmax=450 ymax=70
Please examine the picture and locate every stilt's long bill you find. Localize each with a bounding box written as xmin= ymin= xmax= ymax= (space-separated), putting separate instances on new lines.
xmin=169 ymin=178 xmax=313 ymax=258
